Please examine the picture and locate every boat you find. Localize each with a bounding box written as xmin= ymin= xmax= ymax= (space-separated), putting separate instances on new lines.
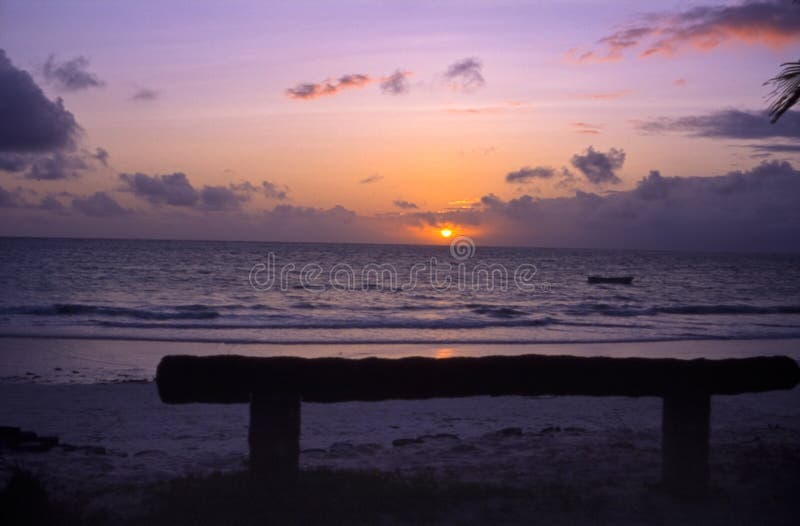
xmin=587 ymin=276 xmax=634 ymax=284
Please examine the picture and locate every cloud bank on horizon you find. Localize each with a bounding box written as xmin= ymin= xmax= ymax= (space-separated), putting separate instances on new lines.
xmin=3 ymin=158 xmax=800 ymax=252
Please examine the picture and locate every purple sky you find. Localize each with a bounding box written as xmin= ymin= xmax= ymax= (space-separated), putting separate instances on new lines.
xmin=1 ymin=0 xmax=799 ymax=251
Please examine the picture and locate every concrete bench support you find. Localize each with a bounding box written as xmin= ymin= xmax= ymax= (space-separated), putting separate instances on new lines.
xmin=662 ymin=391 xmax=710 ymax=495
xmin=249 ymin=392 xmax=301 ymax=478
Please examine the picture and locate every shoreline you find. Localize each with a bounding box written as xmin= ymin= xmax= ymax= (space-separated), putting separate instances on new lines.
xmin=2 ymin=337 xmax=799 ymax=386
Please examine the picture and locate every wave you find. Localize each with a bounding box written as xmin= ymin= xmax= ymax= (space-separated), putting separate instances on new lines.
xmin=567 ymin=303 xmax=800 ymax=317
xmin=0 ymin=304 xmax=221 ymax=320
xmin=95 ymin=317 xmax=558 ymax=330
xmin=470 ymin=306 xmax=527 ymax=318
xmin=2 ymin=331 xmax=800 ymax=347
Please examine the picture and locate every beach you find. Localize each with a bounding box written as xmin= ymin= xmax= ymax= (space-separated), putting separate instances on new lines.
xmin=1 ymin=338 xmax=799 ymax=523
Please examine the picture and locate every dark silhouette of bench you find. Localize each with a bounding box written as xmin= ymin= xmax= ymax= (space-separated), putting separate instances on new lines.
xmin=155 ymin=353 xmax=799 ymax=495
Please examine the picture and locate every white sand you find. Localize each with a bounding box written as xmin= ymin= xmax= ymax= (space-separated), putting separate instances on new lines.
xmin=1 ymin=381 xmax=798 ymax=499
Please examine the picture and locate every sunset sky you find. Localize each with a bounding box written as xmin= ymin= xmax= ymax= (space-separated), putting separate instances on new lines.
xmin=1 ymin=0 xmax=799 ymax=250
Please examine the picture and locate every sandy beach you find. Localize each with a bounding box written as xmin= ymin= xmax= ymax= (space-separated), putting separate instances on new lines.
xmin=2 ymin=374 xmax=799 ymax=512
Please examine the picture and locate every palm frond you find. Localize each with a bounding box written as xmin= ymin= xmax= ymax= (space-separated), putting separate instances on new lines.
xmin=765 ymin=60 xmax=800 ymax=123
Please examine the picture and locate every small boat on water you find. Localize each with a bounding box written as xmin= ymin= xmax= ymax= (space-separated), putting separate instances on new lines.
xmin=587 ymin=276 xmax=634 ymax=284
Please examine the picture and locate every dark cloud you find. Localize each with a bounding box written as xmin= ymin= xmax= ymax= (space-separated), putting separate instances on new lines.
xmin=0 ymin=185 xmax=24 ymax=208
xmin=556 ymin=167 xmax=580 ymax=189
xmin=229 ymin=181 xmax=258 ymax=194
xmin=119 ymin=172 xmax=199 ymax=206
xmin=25 ymin=153 xmax=89 ymax=180
xmin=636 ymin=109 xmax=800 ymax=139
xmin=257 ymin=204 xmax=373 ymax=242
xmin=393 ymin=200 xmax=418 ymax=209
xmin=0 ymin=49 xmax=80 ymax=153
xmin=286 ymin=74 xmax=372 ymax=100
xmin=380 ymin=70 xmax=412 ymax=95
xmin=37 ymin=195 xmax=64 ymax=211
xmin=1 ymin=149 xmax=103 ymax=179
xmin=0 ymin=185 xmax=65 ymax=210
xmin=444 ymin=57 xmax=485 ymax=92
xmin=0 ymin=154 xmax=30 ymax=172
xmin=634 ymin=170 xmax=675 ymax=200
xmin=570 ymin=146 xmax=626 ymax=185
xmin=262 ymin=180 xmax=288 ymax=200
xmin=745 ymin=143 xmax=800 ymax=154
xmin=130 ymin=88 xmax=158 ymax=101
xmin=71 ymin=192 xmax=127 ymax=217
xmin=91 ymin=147 xmax=109 ymax=167
xmin=43 ymin=54 xmax=103 ymax=91
xmin=571 ymin=0 xmax=800 ymax=63
xmin=462 ymin=160 xmax=800 ymax=251
xmin=200 ymin=185 xmax=250 ymax=211
xmin=360 ymin=174 xmax=384 ymax=184
xmin=505 ymin=166 xmax=556 ymax=183
xmin=118 ymin=171 xmax=254 ymax=211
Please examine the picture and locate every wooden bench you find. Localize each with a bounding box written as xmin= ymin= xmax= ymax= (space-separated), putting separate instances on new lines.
xmin=155 ymin=354 xmax=799 ymax=495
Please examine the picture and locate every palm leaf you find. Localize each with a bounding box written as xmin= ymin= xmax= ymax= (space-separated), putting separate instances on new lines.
xmin=765 ymin=60 xmax=800 ymax=123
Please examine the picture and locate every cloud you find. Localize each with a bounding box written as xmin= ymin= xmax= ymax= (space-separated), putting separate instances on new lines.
xmin=745 ymin=143 xmax=800 ymax=154
xmin=360 ymin=174 xmax=384 ymax=184
xmin=119 ymin=172 xmax=199 ymax=206
xmin=0 ymin=49 xmax=80 ymax=153
xmin=570 ymin=146 xmax=626 ymax=184
xmin=0 ymin=185 xmax=25 ymax=208
xmin=444 ymin=57 xmax=485 ymax=92
xmin=456 ymin=160 xmax=800 ymax=251
xmin=25 ymin=153 xmax=89 ymax=180
xmin=37 ymin=195 xmax=65 ymax=211
xmin=0 ymin=154 xmax=30 ymax=172
xmin=130 ymin=88 xmax=158 ymax=101
xmin=674 ymin=78 xmax=687 ymax=87
xmin=636 ymin=109 xmax=800 ymax=139
xmin=43 ymin=54 xmax=103 ymax=91
xmin=380 ymin=70 xmax=412 ymax=95
xmin=286 ymin=74 xmax=372 ymax=100
xmin=571 ymin=122 xmax=602 ymax=135
xmin=199 ymin=185 xmax=250 ymax=211
xmin=393 ymin=199 xmax=418 ymax=209
xmin=505 ymin=166 xmax=556 ymax=183
xmin=0 ymin=185 xmax=66 ymax=210
xmin=7 ymin=161 xmax=800 ymax=252
xmin=262 ymin=180 xmax=288 ymax=200
xmin=71 ymin=192 xmax=127 ymax=217
xmin=118 ymin=171 xmax=255 ymax=210
xmin=91 ymin=147 xmax=109 ymax=167
xmin=570 ymin=1 xmax=800 ymax=63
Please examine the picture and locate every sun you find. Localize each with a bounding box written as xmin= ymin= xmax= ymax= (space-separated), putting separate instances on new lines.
xmin=440 ymin=228 xmax=453 ymax=238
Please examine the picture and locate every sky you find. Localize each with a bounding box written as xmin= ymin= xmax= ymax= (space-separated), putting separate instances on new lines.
xmin=1 ymin=0 xmax=799 ymax=251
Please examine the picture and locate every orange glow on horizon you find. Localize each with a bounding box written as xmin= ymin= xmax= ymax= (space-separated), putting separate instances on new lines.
xmin=435 ymin=348 xmax=456 ymax=359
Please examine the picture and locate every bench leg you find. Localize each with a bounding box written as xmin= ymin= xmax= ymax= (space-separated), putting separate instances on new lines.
xmin=248 ymin=392 xmax=301 ymax=479
xmin=661 ymin=391 xmax=710 ymax=496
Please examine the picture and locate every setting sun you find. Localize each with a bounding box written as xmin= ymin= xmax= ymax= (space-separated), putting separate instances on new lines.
xmin=440 ymin=228 xmax=453 ymax=238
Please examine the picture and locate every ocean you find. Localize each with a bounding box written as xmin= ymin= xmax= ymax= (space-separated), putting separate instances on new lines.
xmin=2 ymin=236 xmax=800 ymax=344
xmin=1 ymin=237 xmax=799 ymax=382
